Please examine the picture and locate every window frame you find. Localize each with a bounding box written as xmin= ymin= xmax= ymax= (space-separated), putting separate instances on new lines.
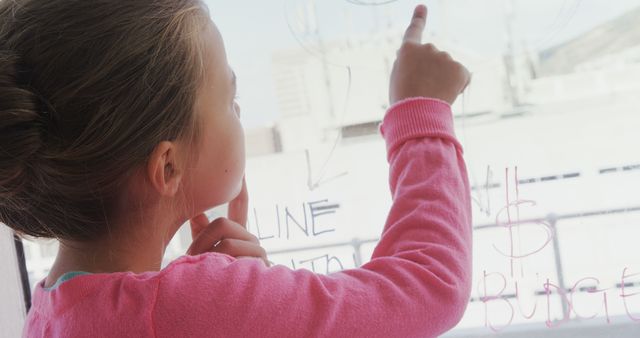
xmin=0 ymin=226 xmax=29 ymax=337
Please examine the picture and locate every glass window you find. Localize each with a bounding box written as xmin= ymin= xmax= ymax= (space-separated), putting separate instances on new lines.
xmin=20 ymin=0 xmax=640 ymax=336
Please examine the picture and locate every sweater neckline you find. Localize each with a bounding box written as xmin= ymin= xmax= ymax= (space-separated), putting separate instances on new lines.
xmin=43 ymin=271 xmax=92 ymax=291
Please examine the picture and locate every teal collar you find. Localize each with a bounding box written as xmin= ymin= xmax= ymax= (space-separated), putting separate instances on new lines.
xmin=44 ymin=271 xmax=91 ymax=291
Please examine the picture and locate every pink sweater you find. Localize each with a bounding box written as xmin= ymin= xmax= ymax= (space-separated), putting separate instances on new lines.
xmin=24 ymin=97 xmax=472 ymax=338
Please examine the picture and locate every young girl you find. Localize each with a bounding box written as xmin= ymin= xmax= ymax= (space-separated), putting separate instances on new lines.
xmin=0 ymin=1 xmax=471 ymax=337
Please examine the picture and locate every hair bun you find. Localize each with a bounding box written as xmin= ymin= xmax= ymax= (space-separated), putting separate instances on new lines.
xmin=0 ymin=49 xmax=49 ymax=198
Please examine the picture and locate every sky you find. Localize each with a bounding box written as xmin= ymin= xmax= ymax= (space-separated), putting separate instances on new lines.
xmin=205 ymin=0 xmax=640 ymax=129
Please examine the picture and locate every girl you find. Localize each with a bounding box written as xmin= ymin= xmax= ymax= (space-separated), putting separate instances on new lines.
xmin=0 ymin=1 xmax=472 ymax=337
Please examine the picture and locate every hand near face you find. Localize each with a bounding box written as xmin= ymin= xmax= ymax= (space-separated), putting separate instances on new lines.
xmin=187 ymin=175 xmax=270 ymax=267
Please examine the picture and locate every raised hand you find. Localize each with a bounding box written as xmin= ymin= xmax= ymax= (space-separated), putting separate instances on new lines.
xmin=389 ymin=4 xmax=471 ymax=106
xmin=187 ymin=176 xmax=270 ymax=267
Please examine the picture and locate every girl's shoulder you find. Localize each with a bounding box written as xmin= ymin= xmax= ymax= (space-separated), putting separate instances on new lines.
xmin=31 ymin=252 xmax=237 ymax=308
xmin=163 ymin=251 xmax=236 ymax=271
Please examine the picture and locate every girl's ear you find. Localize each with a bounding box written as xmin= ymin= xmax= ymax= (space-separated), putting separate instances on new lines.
xmin=147 ymin=141 xmax=183 ymax=197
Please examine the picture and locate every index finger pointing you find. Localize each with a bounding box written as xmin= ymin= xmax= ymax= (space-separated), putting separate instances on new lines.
xmin=403 ymin=4 xmax=428 ymax=45
xmin=228 ymin=175 xmax=248 ymax=228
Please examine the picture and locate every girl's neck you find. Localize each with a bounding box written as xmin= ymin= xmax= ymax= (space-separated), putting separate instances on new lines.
xmin=44 ymin=207 xmax=185 ymax=288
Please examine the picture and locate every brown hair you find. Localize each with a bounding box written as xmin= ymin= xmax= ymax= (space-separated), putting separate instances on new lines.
xmin=0 ymin=0 xmax=211 ymax=241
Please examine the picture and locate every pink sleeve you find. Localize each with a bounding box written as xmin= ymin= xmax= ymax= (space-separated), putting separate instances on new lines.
xmin=152 ymin=97 xmax=473 ymax=338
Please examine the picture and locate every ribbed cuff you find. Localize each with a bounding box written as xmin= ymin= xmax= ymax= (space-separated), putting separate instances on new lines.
xmin=378 ymin=97 xmax=462 ymax=160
